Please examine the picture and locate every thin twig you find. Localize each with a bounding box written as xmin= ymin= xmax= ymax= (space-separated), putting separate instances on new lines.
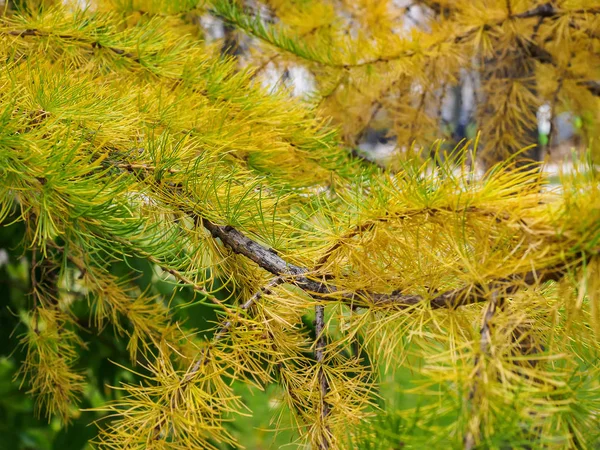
xmin=184 ymin=275 xmax=288 ymax=381
xmin=214 ymin=276 xmax=285 ymax=340
xmin=30 ymin=247 xmax=38 ymax=309
xmin=464 ymin=291 xmax=500 ymax=450
xmin=113 ymin=163 xmax=182 ymax=174
xmin=2 ymin=29 xmax=140 ymax=62
xmin=251 ymin=26 xmax=320 ymax=78
xmin=315 ymin=304 xmax=331 ymax=449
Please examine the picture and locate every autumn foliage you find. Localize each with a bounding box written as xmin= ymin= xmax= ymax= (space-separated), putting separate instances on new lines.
xmin=0 ymin=1 xmax=599 ymax=449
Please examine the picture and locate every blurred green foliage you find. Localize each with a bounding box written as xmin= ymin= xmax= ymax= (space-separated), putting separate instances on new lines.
xmin=0 ymin=221 xmax=305 ymax=449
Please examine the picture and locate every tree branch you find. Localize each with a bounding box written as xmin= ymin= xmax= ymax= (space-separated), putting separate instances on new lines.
xmin=525 ymin=42 xmax=600 ymax=97
xmin=2 ymin=29 xmax=140 ymax=62
xmin=315 ymin=304 xmax=331 ymax=449
xmin=214 ymin=276 xmax=285 ymax=340
xmin=200 ymin=217 xmax=307 ymax=278
xmin=107 ymin=158 xmax=582 ymax=315
xmin=577 ymin=80 xmax=600 ymax=96
xmin=464 ymin=291 xmax=500 ymax=450
xmin=197 ymin=215 xmax=574 ymax=311
xmin=514 ymin=3 xmax=600 ymax=19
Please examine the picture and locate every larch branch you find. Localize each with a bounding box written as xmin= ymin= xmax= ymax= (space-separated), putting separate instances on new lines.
xmin=315 ymin=303 xmax=331 ymax=449
xmin=214 ymin=276 xmax=286 ymax=340
xmin=197 ymin=215 xmax=574 ymax=310
xmin=2 ymin=29 xmax=140 ymax=62
xmin=578 ymin=80 xmax=600 ymax=97
xmin=464 ymin=291 xmax=500 ymax=450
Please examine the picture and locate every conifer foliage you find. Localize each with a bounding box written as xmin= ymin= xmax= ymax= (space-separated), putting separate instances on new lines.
xmin=0 ymin=0 xmax=599 ymax=449
xmin=215 ymin=0 xmax=600 ymax=164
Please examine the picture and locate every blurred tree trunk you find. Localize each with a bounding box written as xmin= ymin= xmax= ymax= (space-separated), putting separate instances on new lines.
xmin=478 ymin=42 xmax=541 ymax=168
xmin=221 ymin=23 xmax=241 ymax=58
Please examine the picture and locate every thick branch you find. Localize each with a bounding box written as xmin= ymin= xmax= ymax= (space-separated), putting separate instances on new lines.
xmin=198 ymin=215 xmax=573 ymax=311
xmin=370 ymin=263 xmax=568 ymax=309
xmin=200 ymin=217 xmax=307 ymax=277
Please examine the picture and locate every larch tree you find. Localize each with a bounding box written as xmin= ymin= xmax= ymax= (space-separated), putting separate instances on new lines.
xmin=213 ymin=0 xmax=600 ymax=166
xmin=0 ymin=0 xmax=599 ymax=449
